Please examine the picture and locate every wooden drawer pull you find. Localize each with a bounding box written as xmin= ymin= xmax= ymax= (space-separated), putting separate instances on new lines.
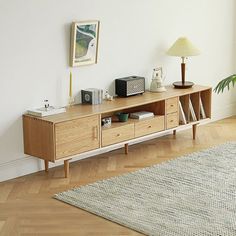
xmin=94 ymin=126 xmax=98 ymax=139
xmin=170 ymin=104 xmax=174 ymax=107
xmin=148 ymin=125 xmax=152 ymax=128
xmin=116 ymin=133 xmax=121 ymax=137
xmin=170 ymin=120 xmax=174 ymax=122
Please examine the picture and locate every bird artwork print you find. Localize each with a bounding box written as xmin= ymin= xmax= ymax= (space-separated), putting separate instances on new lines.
xmin=75 ymin=24 xmax=97 ymax=63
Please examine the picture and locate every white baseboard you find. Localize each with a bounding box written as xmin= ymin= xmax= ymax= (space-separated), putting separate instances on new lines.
xmin=212 ymin=101 xmax=236 ymax=121
xmin=1 ymin=106 xmax=235 ymax=182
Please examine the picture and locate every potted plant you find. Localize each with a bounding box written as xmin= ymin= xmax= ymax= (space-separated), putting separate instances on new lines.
xmin=214 ymin=74 xmax=236 ymax=93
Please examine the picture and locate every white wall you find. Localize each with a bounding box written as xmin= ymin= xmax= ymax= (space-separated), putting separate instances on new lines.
xmin=0 ymin=0 xmax=235 ymax=181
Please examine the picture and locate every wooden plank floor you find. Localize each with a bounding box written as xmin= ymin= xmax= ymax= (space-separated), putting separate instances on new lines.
xmin=0 ymin=116 xmax=235 ymax=236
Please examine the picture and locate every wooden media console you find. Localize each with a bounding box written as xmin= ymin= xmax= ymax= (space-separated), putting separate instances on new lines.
xmin=23 ymin=85 xmax=212 ymax=178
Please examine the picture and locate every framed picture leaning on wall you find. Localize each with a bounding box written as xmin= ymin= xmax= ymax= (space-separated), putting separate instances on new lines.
xmin=70 ymin=20 xmax=100 ymax=67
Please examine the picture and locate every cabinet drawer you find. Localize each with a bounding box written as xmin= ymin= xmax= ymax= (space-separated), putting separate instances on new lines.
xmin=166 ymin=112 xmax=179 ymax=129
xmin=166 ymin=97 xmax=178 ymax=114
xmin=135 ymin=116 xmax=165 ymax=137
xmin=102 ymin=123 xmax=134 ymax=146
xmin=55 ymin=115 xmax=100 ymax=159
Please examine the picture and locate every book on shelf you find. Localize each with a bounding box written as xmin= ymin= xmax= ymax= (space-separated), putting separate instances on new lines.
xmin=130 ymin=111 xmax=154 ymax=120
xmin=189 ymin=99 xmax=197 ymax=121
xmin=199 ymin=97 xmax=206 ymax=119
xmin=81 ymin=88 xmax=103 ymax=105
xmin=179 ymin=101 xmax=187 ymax=125
xmin=27 ymin=106 xmax=66 ymax=117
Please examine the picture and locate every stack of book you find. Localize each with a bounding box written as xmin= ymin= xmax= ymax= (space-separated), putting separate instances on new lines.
xmin=130 ymin=111 xmax=154 ymax=120
xmin=81 ymin=88 xmax=103 ymax=105
xmin=27 ymin=106 xmax=66 ymax=117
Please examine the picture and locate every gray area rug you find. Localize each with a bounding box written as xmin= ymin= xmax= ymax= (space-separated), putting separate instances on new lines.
xmin=54 ymin=142 xmax=236 ymax=236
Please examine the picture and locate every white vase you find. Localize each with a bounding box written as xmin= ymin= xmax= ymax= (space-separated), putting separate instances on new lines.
xmin=150 ymin=73 xmax=166 ymax=93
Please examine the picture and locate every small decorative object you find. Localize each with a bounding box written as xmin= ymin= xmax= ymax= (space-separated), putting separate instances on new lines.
xmin=166 ymin=37 xmax=200 ymax=88
xmin=68 ymin=72 xmax=74 ymax=106
xmin=27 ymin=100 xmax=66 ymax=117
xmin=44 ymin=99 xmax=50 ymax=110
xmin=116 ymin=112 xmax=129 ymax=122
xmin=101 ymin=117 xmax=112 ymax=128
xmin=81 ymin=88 xmax=103 ymax=105
xmin=104 ymin=90 xmax=113 ymax=101
xmin=70 ymin=20 xmax=100 ymax=67
xmin=150 ymin=67 xmax=166 ymax=92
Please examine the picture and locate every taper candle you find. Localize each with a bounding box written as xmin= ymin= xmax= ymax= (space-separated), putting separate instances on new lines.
xmin=69 ymin=72 xmax=72 ymax=97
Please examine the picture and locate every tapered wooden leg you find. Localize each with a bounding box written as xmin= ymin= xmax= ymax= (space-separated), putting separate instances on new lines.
xmin=64 ymin=159 xmax=70 ymax=178
xmin=44 ymin=160 xmax=49 ymax=172
xmin=125 ymin=143 xmax=129 ymax=154
xmin=173 ymin=130 xmax=176 ymax=136
xmin=192 ymin=124 xmax=197 ymax=140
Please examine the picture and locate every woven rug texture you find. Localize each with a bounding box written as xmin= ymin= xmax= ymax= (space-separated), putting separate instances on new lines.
xmin=54 ymin=142 xmax=236 ymax=236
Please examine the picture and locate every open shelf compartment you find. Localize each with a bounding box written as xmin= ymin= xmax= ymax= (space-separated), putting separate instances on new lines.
xmin=200 ymin=89 xmax=212 ymax=119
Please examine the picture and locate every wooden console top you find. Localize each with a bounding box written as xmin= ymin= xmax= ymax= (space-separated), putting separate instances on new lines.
xmin=24 ymin=85 xmax=211 ymax=124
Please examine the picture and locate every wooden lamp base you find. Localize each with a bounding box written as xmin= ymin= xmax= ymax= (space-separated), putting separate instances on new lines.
xmin=173 ymin=81 xmax=194 ymax=89
xmin=173 ymin=61 xmax=194 ymax=89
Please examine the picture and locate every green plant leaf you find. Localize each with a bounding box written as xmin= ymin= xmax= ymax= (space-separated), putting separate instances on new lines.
xmin=214 ymin=74 xmax=236 ymax=93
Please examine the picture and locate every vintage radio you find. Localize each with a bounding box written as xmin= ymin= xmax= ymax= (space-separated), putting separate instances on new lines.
xmin=115 ymin=76 xmax=145 ymax=97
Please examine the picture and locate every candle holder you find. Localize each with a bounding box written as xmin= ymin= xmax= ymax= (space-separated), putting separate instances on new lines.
xmin=68 ymin=71 xmax=74 ymax=107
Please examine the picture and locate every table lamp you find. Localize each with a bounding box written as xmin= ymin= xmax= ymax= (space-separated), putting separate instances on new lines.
xmin=167 ymin=37 xmax=200 ymax=88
